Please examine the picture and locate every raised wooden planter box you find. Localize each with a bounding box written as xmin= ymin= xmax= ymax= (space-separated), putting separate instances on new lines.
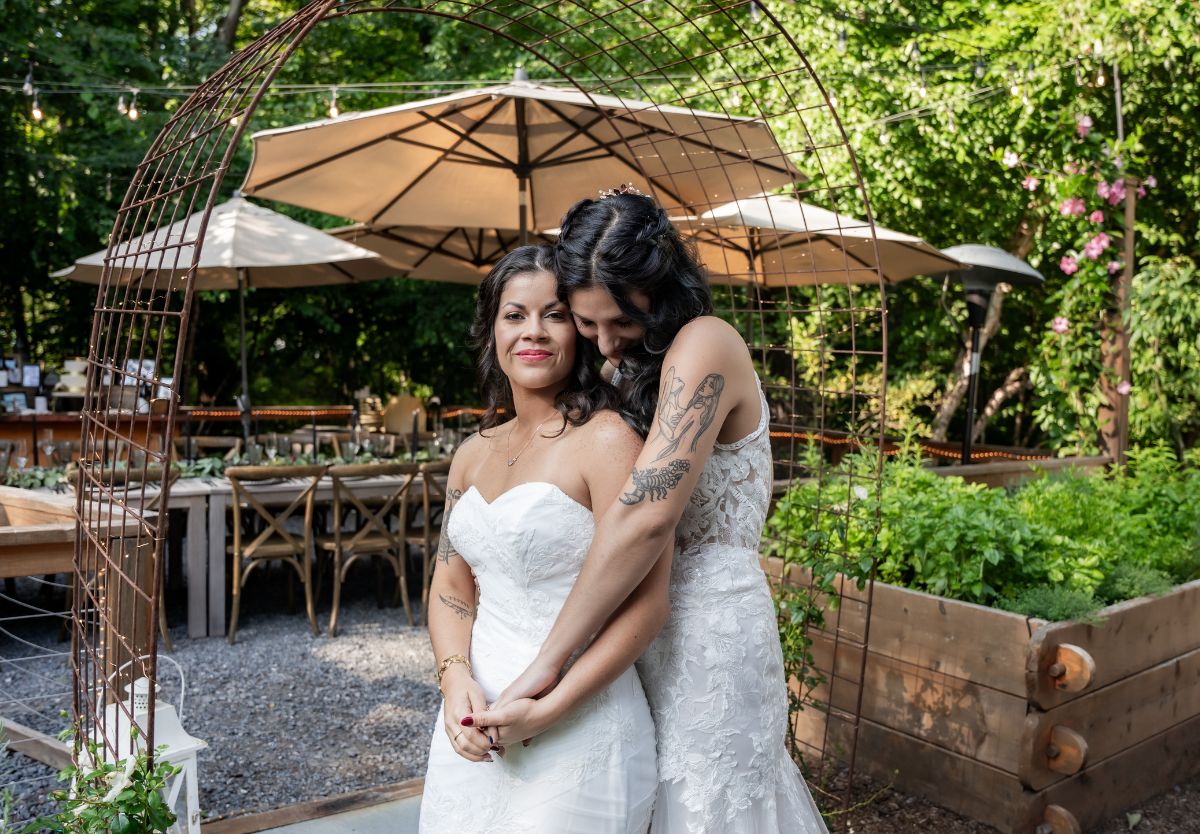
xmin=765 ymin=557 xmax=1200 ymax=834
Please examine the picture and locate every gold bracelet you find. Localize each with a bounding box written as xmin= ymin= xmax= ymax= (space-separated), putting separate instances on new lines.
xmin=436 ymin=654 xmax=471 ymax=691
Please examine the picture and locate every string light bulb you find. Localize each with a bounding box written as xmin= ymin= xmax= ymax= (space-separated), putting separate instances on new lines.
xmin=328 ymin=87 xmax=339 ymax=119
xmin=974 ymin=50 xmax=986 ymax=79
xmin=749 ymin=2 xmax=761 ymax=24
xmin=117 ymin=94 xmax=128 ymax=115
xmin=918 ymin=71 xmax=928 ymax=98
xmin=31 ymin=93 xmax=44 ymax=122
xmin=1095 ymin=65 xmax=1106 ymax=86
xmin=837 ymin=26 xmax=848 ymax=53
xmin=22 ymin=65 xmax=34 ymax=97
xmin=127 ymin=90 xmax=139 ymax=121
xmin=946 ymin=109 xmax=957 ymax=132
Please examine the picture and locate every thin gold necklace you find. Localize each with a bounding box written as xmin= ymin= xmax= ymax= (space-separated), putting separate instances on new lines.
xmin=505 ymin=415 xmax=555 ymax=467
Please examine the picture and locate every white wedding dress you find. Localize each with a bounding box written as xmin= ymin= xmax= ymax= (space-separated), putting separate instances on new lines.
xmin=636 ymin=386 xmax=829 ymax=833
xmin=420 ymin=482 xmax=657 ymax=834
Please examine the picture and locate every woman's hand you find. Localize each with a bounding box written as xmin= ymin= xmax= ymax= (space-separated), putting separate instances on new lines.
xmin=489 ymin=655 xmax=561 ymax=711
xmin=466 ymin=697 xmax=556 ymax=749
xmin=440 ymin=666 xmax=494 ymax=762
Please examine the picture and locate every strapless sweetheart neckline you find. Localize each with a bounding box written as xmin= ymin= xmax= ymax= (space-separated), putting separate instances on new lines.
xmin=464 ymin=481 xmax=592 ymax=515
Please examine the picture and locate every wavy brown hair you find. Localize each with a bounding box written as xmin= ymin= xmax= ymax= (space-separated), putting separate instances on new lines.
xmin=471 ymin=244 xmax=618 ymax=433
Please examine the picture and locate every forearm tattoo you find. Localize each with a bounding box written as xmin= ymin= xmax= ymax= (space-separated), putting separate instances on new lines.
xmin=436 ymin=487 xmax=465 ymax=565
xmin=651 ymin=367 xmax=726 ymax=462
xmin=438 ymin=593 xmax=475 ymax=620
xmin=620 ymin=460 xmax=691 ymax=505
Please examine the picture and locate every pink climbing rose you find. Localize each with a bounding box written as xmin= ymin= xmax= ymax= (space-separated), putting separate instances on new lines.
xmin=1059 ymin=198 xmax=1086 ymax=216
xmin=1083 ymin=232 xmax=1111 ymax=260
xmin=1052 ymin=316 xmax=1071 ymax=334
xmin=1023 ymin=175 xmax=1040 ymax=191
xmin=1076 ymin=115 xmax=1093 ymax=138
xmin=1096 ymin=180 xmax=1111 ymax=199
xmin=1106 ymin=179 xmax=1126 ymax=206
xmin=1117 ymin=381 xmax=1132 ymax=396
xmin=1145 ymin=175 xmax=1157 ymax=188
xmin=1107 ymin=260 xmax=1123 ymax=275
xmin=1003 ymin=151 xmax=1020 ymax=168
xmin=1088 ymin=210 xmax=1105 ymax=223
xmin=1059 ymin=256 xmax=1079 ymax=276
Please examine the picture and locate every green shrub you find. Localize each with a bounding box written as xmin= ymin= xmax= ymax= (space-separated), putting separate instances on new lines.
xmin=999 ymin=586 xmax=1103 ymax=622
xmin=1096 ymin=563 xmax=1176 ymax=604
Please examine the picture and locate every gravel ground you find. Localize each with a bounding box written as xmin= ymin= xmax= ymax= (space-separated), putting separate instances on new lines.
xmin=3 ymin=571 xmax=1198 ymax=832
xmin=1 ymin=568 xmax=441 ymax=826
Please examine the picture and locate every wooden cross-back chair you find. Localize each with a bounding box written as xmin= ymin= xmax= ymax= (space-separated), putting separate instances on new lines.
xmin=318 ymin=462 xmax=423 ymax=636
xmin=224 ymin=464 xmax=327 ymax=644
xmin=417 ymin=459 xmax=453 ymax=624
xmin=67 ymin=463 xmax=179 ymax=650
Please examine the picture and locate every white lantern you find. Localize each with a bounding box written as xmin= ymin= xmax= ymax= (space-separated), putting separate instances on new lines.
xmin=99 ymin=671 xmax=207 ymax=834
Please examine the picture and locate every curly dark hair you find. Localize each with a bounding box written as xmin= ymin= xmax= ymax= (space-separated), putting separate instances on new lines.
xmin=470 ymin=244 xmax=617 ymax=433
xmin=554 ymin=192 xmax=713 ymax=437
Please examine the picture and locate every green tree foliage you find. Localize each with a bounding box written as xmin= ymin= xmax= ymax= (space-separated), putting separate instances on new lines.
xmin=2 ymin=1 xmax=1198 ymax=440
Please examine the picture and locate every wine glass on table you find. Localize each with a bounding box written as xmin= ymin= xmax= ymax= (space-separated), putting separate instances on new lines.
xmin=265 ymin=432 xmax=279 ymax=463
xmin=40 ymin=429 xmax=56 ymax=466
xmin=14 ymin=439 xmax=29 ymax=472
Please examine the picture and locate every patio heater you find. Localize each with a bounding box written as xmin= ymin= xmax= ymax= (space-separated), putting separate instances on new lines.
xmin=935 ymin=244 xmax=1043 ymax=464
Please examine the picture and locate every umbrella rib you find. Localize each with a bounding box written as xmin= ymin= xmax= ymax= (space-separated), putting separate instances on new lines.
xmin=604 ymin=109 xmax=798 ymax=180
xmin=535 ymin=100 xmax=688 ymax=209
xmin=249 ymin=97 xmax=511 ymax=193
xmin=369 ymin=101 xmax=510 ymax=226
xmin=528 ymin=111 xmax=610 ymax=166
xmin=412 ymin=102 xmax=516 ymax=168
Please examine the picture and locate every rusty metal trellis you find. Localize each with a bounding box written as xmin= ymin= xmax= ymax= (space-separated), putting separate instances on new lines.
xmin=76 ymin=0 xmax=888 ymax=821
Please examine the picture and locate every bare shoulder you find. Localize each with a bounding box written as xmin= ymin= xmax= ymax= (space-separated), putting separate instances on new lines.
xmin=573 ymin=409 xmax=642 ymax=457
xmin=447 ymin=431 xmax=486 ymax=485
xmin=668 ymin=316 xmax=751 ymax=366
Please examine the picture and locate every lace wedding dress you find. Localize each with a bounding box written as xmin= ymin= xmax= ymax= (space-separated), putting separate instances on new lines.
xmin=420 ymin=482 xmax=657 ymax=834
xmin=636 ymin=387 xmax=829 ymax=833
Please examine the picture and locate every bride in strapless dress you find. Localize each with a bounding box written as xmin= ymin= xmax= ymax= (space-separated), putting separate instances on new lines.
xmin=420 ymin=245 xmax=668 ymax=833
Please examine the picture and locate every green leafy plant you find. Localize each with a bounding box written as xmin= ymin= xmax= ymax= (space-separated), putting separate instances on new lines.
xmin=999 ymin=586 xmax=1103 ymax=623
xmin=2 ymin=467 xmax=66 ymax=490
xmin=25 ymin=733 xmax=180 ymax=834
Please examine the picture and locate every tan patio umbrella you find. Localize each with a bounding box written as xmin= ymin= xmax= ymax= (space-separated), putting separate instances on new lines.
xmin=54 ymin=195 xmax=397 ymax=440
xmin=679 ymin=195 xmax=963 ymax=286
xmin=329 ymin=223 xmax=557 ymax=285
xmin=241 ymin=78 xmax=802 ymax=241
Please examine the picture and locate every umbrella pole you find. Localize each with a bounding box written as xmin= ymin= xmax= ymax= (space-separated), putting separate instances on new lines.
xmin=516 ymin=94 xmax=529 ymax=245
xmin=238 ymin=269 xmax=252 ymax=446
xmin=960 ymin=289 xmax=989 ymax=465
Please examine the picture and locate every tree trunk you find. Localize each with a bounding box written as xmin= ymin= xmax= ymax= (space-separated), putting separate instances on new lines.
xmin=971 ymin=366 xmax=1030 ymax=442
xmin=216 ymin=0 xmax=248 ymax=51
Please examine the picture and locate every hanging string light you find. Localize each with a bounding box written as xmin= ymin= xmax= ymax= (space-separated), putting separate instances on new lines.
xmin=1095 ymin=64 xmax=1106 ymax=86
xmin=837 ymin=26 xmax=848 ymax=53
xmin=22 ymin=64 xmax=34 ymax=97
xmin=918 ymin=69 xmax=928 ymax=98
xmin=31 ymin=92 xmax=43 ymax=122
xmin=328 ymin=86 xmax=339 ymax=119
xmin=749 ymin=2 xmax=762 ymax=24
xmin=1008 ymin=63 xmax=1021 ymax=97
xmin=127 ymin=89 xmax=140 ymax=121
xmin=975 ymin=49 xmax=986 ymax=79
xmin=117 ymin=94 xmax=128 ymax=115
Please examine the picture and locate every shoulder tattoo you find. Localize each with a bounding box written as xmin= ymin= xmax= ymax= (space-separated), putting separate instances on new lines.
xmin=436 ymin=487 xmax=465 ymax=565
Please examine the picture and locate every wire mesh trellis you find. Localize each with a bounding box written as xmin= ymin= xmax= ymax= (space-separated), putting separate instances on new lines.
xmin=72 ymin=0 xmax=888 ymax=822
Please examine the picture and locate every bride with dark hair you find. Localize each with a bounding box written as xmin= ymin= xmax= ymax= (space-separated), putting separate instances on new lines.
xmin=420 ymin=244 xmax=666 ymax=833
xmin=473 ymin=192 xmax=828 ymax=833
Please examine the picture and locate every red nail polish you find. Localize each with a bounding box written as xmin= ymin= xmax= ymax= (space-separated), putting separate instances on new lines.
xmin=460 ymin=716 xmax=474 ymax=727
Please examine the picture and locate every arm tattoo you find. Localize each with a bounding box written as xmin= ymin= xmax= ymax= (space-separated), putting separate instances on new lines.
xmin=438 ymin=593 xmax=475 ymax=620
xmin=620 ymin=460 xmax=691 ymax=505
xmin=651 ymin=366 xmax=726 ymax=462
xmin=436 ymin=487 xmax=465 ymax=565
